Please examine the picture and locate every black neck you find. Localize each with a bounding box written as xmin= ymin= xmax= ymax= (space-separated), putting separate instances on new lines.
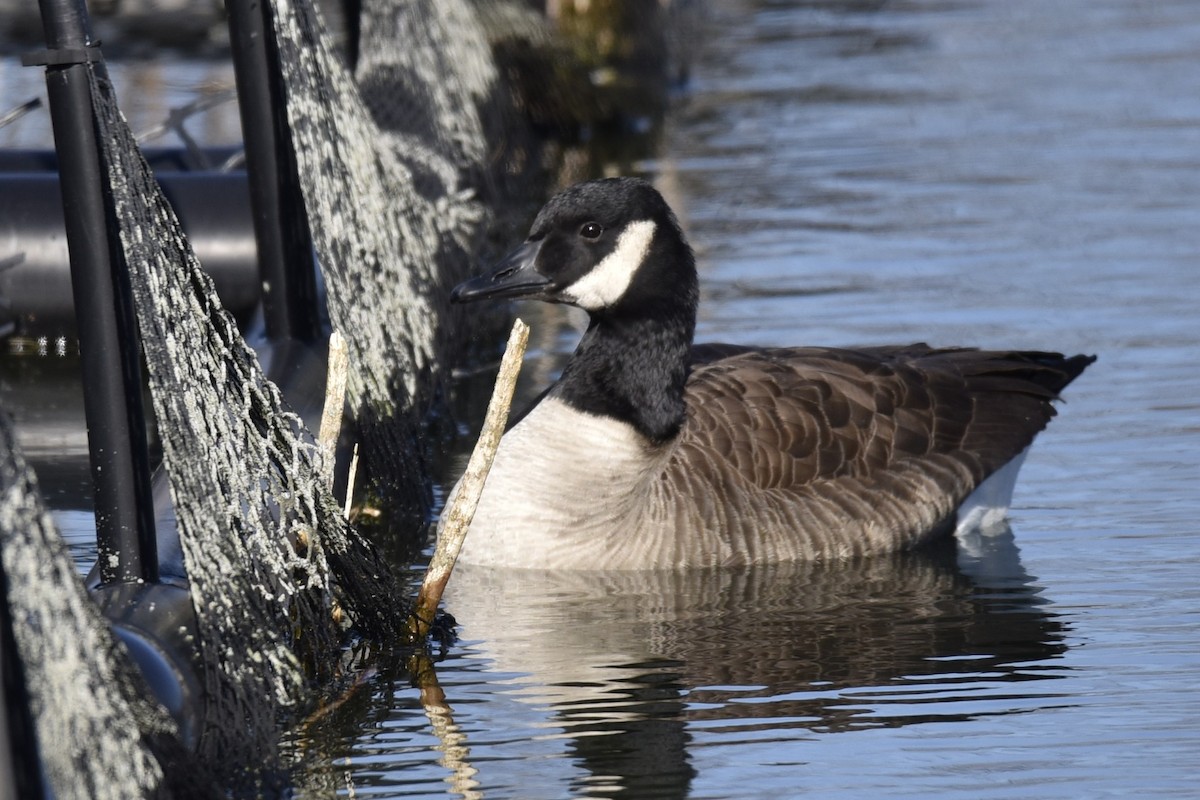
xmin=552 ymin=304 xmax=696 ymax=443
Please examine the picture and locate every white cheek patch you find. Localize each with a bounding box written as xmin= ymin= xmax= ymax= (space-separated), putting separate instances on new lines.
xmin=562 ymin=219 xmax=656 ymax=311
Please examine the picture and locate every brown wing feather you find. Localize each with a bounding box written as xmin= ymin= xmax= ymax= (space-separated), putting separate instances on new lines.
xmin=673 ymin=345 xmax=1093 ymax=557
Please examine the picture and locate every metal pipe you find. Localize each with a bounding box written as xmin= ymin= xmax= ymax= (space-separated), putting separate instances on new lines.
xmin=225 ymin=0 xmax=320 ymax=344
xmin=1 ymin=172 xmax=261 ymax=338
xmin=0 ymin=146 xmax=244 ymax=173
xmin=30 ymin=0 xmax=157 ymax=584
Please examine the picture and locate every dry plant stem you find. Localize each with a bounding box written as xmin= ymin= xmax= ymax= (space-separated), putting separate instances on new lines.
xmin=318 ymin=330 xmax=350 ymax=488
xmin=408 ymin=318 xmax=530 ymax=640
xmin=343 ymin=443 xmax=360 ymax=520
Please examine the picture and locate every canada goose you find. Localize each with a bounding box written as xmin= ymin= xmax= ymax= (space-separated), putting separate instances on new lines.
xmin=447 ymin=177 xmax=1094 ymax=569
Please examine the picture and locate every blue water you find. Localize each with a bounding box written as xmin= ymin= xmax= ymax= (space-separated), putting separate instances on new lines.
xmin=5 ymin=0 xmax=1199 ymax=797
xmin=316 ymin=1 xmax=1200 ymax=797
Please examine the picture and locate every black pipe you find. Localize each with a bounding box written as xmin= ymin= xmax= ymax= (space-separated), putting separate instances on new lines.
xmin=90 ymin=581 xmax=205 ymax=749
xmin=0 ymin=146 xmax=245 ymax=173
xmin=1 ymin=172 xmax=261 ymax=338
xmin=342 ymin=0 xmax=362 ymax=71
xmin=225 ymin=0 xmax=320 ymax=344
xmin=30 ymin=0 xmax=157 ymax=585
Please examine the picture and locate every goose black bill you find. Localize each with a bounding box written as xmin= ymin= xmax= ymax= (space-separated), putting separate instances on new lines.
xmin=451 ymin=240 xmax=550 ymax=303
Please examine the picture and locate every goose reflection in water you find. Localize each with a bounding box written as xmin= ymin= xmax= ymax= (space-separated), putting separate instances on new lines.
xmin=440 ymin=525 xmax=1067 ymax=798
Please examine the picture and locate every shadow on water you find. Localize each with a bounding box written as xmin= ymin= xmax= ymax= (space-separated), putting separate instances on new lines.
xmin=296 ymin=525 xmax=1067 ymax=798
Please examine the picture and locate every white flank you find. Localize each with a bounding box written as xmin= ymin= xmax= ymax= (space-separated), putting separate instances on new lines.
xmin=955 ymin=447 xmax=1029 ymax=541
xmin=563 ymin=219 xmax=657 ymax=310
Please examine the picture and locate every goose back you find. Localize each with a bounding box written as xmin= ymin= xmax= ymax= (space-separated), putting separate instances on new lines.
xmin=647 ymin=345 xmax=1092 ymax=565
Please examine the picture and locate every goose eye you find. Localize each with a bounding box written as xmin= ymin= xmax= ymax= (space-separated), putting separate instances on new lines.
xmin=579 ymin=222 xmax=604 ymax=240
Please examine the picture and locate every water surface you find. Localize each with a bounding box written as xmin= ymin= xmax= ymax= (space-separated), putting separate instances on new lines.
xmin=5 ymin=0 xmax=1198 ymax=796
xmin=323 ymin=1 xmax=1199 ymax=797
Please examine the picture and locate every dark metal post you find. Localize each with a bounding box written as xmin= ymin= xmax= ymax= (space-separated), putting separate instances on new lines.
xmin=29 ymin=0 xmax=158 ymax=584
xmin=225 ymin=0 xmax=321 ymax=343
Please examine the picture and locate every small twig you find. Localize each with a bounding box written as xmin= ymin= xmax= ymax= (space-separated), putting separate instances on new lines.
xmin=343 ymin=443 xmax=360 ymax=520
xmin=408 ymin=319 xmax=529 ymax=640
xmin=0 ymin=98 xmax=41 ymax=130
xmin=318 ymin=330 xmax=350 ymax=489
xmin=297 ymin=665 xmax=378 ymax=730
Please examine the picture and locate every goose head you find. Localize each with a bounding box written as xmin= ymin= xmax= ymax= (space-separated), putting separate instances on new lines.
xmin=452 ymin=177 xmax=698 ymax=319
xmin=453 ymin=178 xmax=701 ymax=443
